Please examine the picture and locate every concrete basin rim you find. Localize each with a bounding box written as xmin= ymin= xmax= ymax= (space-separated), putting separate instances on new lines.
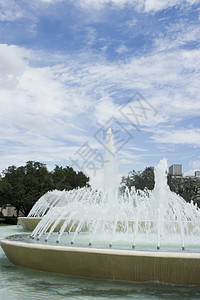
xmin=1 ymin=234 xmax=200 ymax=259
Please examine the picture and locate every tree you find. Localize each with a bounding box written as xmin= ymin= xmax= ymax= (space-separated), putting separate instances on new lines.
xmin=2 ymin=161 xmax=53 ymax=216
xmin=0 ymin=161 xmax=90 ymax=217
xmin=167 ymin=174 xmax=197 ymax=203
xmin=121 ymin=167 xmax=154 ymax=191
xmin=51 ymin=165 xmax=89 ymax=190
xmin=0 ymin=176 xmax=12 ymax=216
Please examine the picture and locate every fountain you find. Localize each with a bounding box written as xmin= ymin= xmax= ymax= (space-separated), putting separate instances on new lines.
xmin=1 ymin=128 xmax=200 ymax=285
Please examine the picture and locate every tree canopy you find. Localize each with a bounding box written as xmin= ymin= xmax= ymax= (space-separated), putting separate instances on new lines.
xmin=0 ymin=161 xmax=89 ymax=217
xmin=121 ymin=167 xmax=155 ymax=191
xmin=51 ymin=165 xmax=89 ymax=190
xmin=167 ymin=174 xmax=198 ymax=204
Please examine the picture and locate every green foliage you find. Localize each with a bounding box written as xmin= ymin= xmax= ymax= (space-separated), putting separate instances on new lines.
xmin=0 ymin=176 xmax=12 ymax=209
xmin=51 ymin=166 xmax=89 ymax=190
xmin=121 ymin=167 xmax=155 ymax=191
xmin=167 ymin=174 xmax=198 ymax=203
xmin=1 ymin=161 xmax=53 ymax=217
xmin=0 ymin=161 xmax=90 ymax=217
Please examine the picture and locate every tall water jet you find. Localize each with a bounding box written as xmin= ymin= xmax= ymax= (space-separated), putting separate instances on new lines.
xmin=103 ymin=128 xmax=118 ymax=190
xmin=103 ymin=128 xmax=119 ymax=207
xmin=153 ymin=158 xmax=168 ymax=249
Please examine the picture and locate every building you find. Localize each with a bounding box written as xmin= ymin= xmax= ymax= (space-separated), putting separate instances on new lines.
xmin=195 ymin=171 xmax=200 ymax=178
xmin=169 ymin=164 xmax=183 ymax=177
xmin=0 ymin=205 xmax=24 ymax=217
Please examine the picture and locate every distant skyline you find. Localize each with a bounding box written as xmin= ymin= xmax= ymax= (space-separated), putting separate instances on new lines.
xmin=0 ymin=0 xmax=200 ymax=187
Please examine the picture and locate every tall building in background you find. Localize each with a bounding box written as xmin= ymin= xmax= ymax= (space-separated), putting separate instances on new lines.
xmin=169 ymin=164 xmax=183 ymax=177
xmin=195 ymin=171 xmax=200 ymax=178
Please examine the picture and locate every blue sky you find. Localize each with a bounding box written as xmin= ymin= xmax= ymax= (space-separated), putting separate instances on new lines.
xmin=0 ymin=0 xmax=200 ymax=187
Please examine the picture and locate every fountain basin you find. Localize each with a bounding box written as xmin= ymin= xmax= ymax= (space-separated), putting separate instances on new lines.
xmin=1 ymin=234 xmax=200 ymax=285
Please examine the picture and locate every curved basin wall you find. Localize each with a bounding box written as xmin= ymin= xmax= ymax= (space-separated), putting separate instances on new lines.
xmin=1 ymin=236 xmax=200 ymax=286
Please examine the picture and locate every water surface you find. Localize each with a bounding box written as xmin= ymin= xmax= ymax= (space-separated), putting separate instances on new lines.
xmin=1 ymin=226 xmax=200 ymax=300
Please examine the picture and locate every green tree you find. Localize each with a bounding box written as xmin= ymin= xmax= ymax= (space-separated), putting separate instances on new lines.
xmin=2 ymin=161 xmax=53 ymax=216
xmin=121 ymin=167 xmax=154 ymax=191
xmin=167 ymin=174 xmax=197 ymax=203
xmin=0 ymin=175 xmax=12 ymax=216
xmin=51 ymin=165 xmax=89 ymax=190
xmin=0 ymin=161 xmax=90 ymax=217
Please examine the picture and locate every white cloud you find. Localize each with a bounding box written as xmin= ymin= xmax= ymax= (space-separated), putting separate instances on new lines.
xmin=116 ymin=45 xmax=129 ymax=54
xmin=0 ymin=0 xmax=24 ymax=21
xmin=151 ymin=128 xmax=200 ymax=146
xmin=1 ymin=22 xmax=200 ymax=176
xmin=154 ymin=22 xmax=200 ymax=52
xmin=184 ymin=169 xmax=195 ymax=176
xmin=1 ymin=41 xmax=200 ymax=150
xmin=0 ymin=44 xmax=93 ymax=169
xmin=93 ymin=96 xmax=120 ymax=124
xmin=0 ymin=44 xmax=29 ymax=89
xmin=144 ymin=0 xmax=184 ymax=13
xmin=0 ymin=0 xmax=199 ymax=188
xmin=75 ymin=0 xmax=200 ymax=12
xmin=189 ymin=160 xmax=200 ymax=170
xmin=77 ymin=48 xmax=200 ymax=125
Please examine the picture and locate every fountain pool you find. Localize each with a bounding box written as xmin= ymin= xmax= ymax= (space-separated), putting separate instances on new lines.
xmin=1 ymin=227 xmax=200 ymax=300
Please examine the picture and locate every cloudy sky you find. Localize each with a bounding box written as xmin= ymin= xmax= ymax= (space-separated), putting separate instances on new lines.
xmin=0 ymin=0 xmax=200 ymax=187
